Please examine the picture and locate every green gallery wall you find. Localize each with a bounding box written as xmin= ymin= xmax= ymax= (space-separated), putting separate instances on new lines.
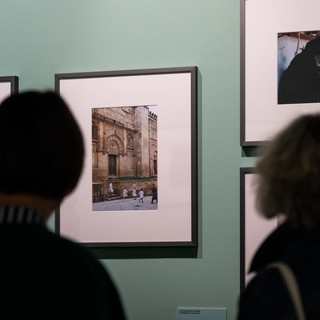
xmin=1 ymin=1 xmax=257 ymax=319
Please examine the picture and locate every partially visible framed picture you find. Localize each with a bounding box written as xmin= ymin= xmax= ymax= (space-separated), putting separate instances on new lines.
xmin=240 ymin=167 xmax=278 ymax=292
xmin=55 ymin=66 xmax=198 ymax=247
xmin=0 ymin=76 xmax=18 ymax=103
xmin=240 ymin=0 xmax=320 ymax=146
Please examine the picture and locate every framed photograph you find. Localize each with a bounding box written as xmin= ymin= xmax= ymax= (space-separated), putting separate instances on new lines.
xmin=0 ymin=76 xmax=18 ymax=103
xmin=240 ymin=167 xmax=278 ymax=291
xmin=55 ymin=66 xmax=198 ymax=247
xmin=240 ymin=0 xmax=320 ymax=146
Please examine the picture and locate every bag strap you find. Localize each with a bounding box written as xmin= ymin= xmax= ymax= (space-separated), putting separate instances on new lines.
xmin=268 ymin=262 xmax=306 ymax=320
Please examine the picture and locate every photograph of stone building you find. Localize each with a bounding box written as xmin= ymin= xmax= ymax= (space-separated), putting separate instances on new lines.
xmin=92 ymin=105 xmax=158 ymax=211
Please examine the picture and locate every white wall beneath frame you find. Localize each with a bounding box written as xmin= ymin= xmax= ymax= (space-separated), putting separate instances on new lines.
xmin=0 ymin=1 xmax=254 ymax=319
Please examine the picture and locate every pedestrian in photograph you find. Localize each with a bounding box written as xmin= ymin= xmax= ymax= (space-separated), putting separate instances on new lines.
xmin=122 ymin=187 xmax=128 ymax=200
xmin=238 ymin=113 xmax=320 ymax=320
xmin=132 ymin=187 xmax=137 ymax=200
xmin=0 ymin=91 xmax=126 ymax=319
xmin=151 ymin=185 xmax=158 ymax=204
xmin=108 ymin=182 xmax=114 ymax=194
xmin=139 ymin=189 xmax=144 ymax=203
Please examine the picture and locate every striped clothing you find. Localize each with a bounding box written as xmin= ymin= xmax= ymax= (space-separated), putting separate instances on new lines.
xmin=0 ymin=205 xmax=126 ymax=319
xmin=0 ymin=206 xmax=44 ymax=225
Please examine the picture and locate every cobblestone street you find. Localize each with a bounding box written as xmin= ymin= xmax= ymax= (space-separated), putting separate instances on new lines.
xmin=92 ymin=196 xmax=158 ymax=211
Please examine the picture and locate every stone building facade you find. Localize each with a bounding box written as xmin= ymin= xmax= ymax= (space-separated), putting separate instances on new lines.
xmin=92 ymin=106 xmax=157 ymax=201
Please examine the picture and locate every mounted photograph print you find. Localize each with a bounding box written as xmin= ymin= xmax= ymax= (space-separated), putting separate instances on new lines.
xmin=240 ymin=168 xmax=278 ymax=292
xmin=240 ymin=0 xmax=320 ymax=146
xmin=278 ymin=31 xmax=320 ymax=105
xmin=55 ymin=67 xmax=198 ymax=247
xmin=0 ymin=76 xmax=18 ymax=103
xmin=91 ymin=105 xmax=158 ymax=212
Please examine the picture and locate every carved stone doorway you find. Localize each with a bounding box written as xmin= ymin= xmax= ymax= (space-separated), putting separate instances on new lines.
xmin=108 ymin=154 xmax=117 ymax=177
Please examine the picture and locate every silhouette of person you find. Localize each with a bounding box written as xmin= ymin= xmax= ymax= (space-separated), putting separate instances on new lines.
xmin=0 ymin=91 xmax=126 ymax=319
xmin=151 ymin=185 xmax=158 ymax=203
xmin=238 ymin=114 xmax=320 ymax=319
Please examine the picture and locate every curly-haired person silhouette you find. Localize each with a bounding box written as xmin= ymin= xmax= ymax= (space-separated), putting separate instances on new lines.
xmin=238 ymin=114 xmax=320 ymax=319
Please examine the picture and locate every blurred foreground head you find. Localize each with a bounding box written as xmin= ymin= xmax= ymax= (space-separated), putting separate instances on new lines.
xmin=256 ymin=113 xmax=320 ymax=228
xmin=0 ymin=91 xmax=84 ymax=199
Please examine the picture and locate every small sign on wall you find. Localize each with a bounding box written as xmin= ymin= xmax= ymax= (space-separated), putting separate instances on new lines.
xmin=177 ymin=308 xmax=227 ymax=320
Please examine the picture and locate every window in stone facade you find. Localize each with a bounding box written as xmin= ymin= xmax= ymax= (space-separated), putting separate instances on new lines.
xmin=92 ymin=121 xmax=98 ymax=140
xmin=154 ymin=160 xmax=157 ymax=175
xmin=127 ymin=133 xmax=133 ymax=147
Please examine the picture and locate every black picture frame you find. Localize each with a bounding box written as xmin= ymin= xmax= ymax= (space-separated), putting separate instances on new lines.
xmin=55 ymin=67 xmax=198 ymax=248
xmin=0 ymin=76 xmax=18 ymax=101
xmin=240 ymin=0 xmax=320 ymax=146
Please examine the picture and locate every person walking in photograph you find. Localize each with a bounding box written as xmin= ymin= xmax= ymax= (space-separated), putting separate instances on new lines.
xmin=122 ymin=187 xmax=128 ymax=200
xmin=132 ymin=187 xmax=137 ymax=200
xmin=151 ymin=185 xmax=158 ymax=204
xmin=139 ymin=189 xmax=144 ymax=203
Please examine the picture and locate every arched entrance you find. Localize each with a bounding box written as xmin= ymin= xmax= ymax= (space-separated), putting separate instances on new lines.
xmin=105 ymin=134 xmax=124 ymax=177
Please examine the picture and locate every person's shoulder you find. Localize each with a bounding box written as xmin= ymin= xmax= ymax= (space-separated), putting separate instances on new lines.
xmin=47 ymin=230 xmax=95 ymax=256
xmin=244 ymin=267 xmax=283 ymax=296
xmin=40 ymin=229 xmax=107 ymax=274
xmin=0 ymin=227 xmax=126 ymax=319
xmin=43 ymin=230 xmax=123 ymax=299
xmin=238 ymin=268 xmax=290 ymax=319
